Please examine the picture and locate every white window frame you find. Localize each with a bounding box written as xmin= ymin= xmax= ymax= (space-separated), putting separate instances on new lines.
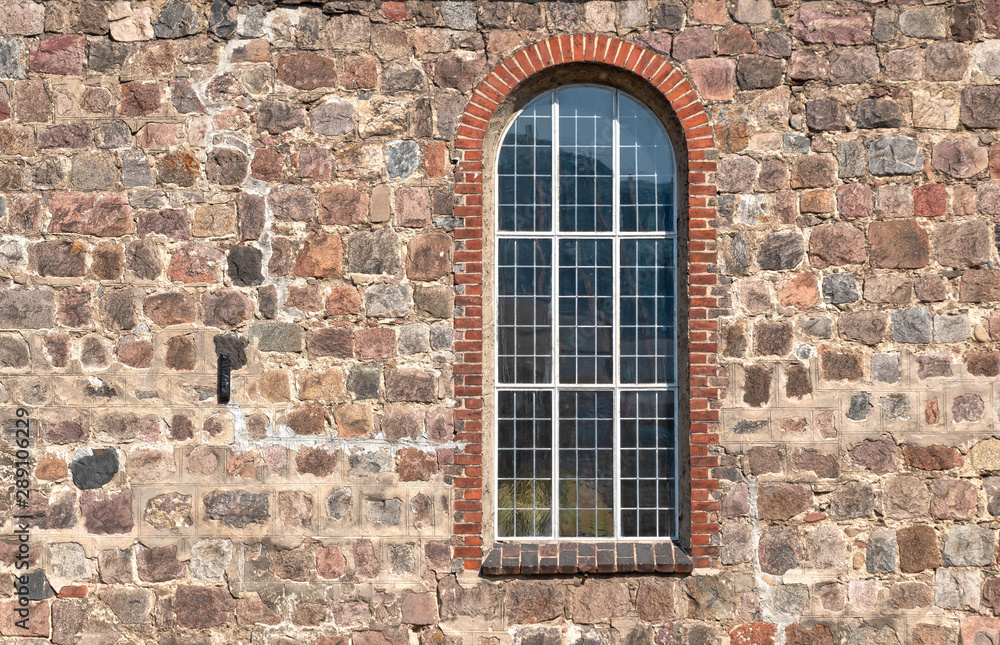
xmin=492 ymin=84 xmax=680 ymax=542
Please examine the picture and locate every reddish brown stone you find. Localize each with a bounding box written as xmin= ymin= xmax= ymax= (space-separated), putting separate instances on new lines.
xmin=319 ymin=185 xmax=367 ymax=225
xmin=171 ymin=586 xmax=236 ymax=629
xmin=903 ymin=445 xmax=963 ymax=471
xmin=758 ymin=484 xmax=812 ymax=520
xmin=288 ymin=404 xmax=327 ymax=436
xmin=835 ymin=183 xmax=871 ymax=218
xmin=930 ymin=478 xmax=977 ymax=520
xmin=849 ymin=434 xmax=899 ymax=474
xmin=158 ymin=151 xmax=200 ymax=187
xmin=144 ymin=291 xmax=196 ymax=327
xmin=897 ymin=524 xmax=942 ymax=572
xmin=961 ymin=269 xmax=1000 ymax=302
xmin=808 ymin=222 xmax=866 ymax=268
xmin=137 ymin=545 xmax=185 ymax=582
xmin=117 ymin=336 xmax=152 ymax=368
xmin=167 ymin=244 xmax=224 ymax=284
xmin=29 ymin=35 xmax=85 ymax=75
xmin=434 ymin=51 xmax=487 ymax=92
xmin=407 ymin=233 xmax=452 ymax=281
xmin=119 ymin=82 xmax=164 ymax=117
xmin=914 ymin=183 xmax=947 ymax=218
xmin=48 ymin=192 xmax=134 ymax=237
xmin=355 ymin=328 xmax=395 ymax=361
xmin=297 ymin=445 xmax=336 ymax=475
xmin=277 ymin=52 xmax=337 ymax=90
xmin=343 ymin=56 xmax=379 ymax=89
xmin=317 ymin=545 xmax=346 ymax=579
xmin=967 ymin=351 xmax=1000 ymax=377
xmin=730 ymin=623 xmax=777 ymax=645
xmin=307 ymin=327 xmax=354 ymax=358
xmin=294 ymin=233 xmax=343 ymax=278
xmin=397 ymin=447 xmax=437 ymax=481
xmin=869 ymin=220 xmax=929 ymax=269
xmin=80 ymin=489 xmax=133 ymax=534
xmin=159 ymin=338 xmax=194 ymax=374
xmin=251 ymin=148 xmax=283 ymax=182
xmin=785 ymin=624 xmax=834 ymax=645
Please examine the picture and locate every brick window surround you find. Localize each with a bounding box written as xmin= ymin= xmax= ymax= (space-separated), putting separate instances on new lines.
xmin=450 ymin=34 xmax=720 ymax=573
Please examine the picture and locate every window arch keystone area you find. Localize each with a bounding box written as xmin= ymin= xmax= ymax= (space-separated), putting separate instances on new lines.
xmin=449 ymin=35 xmax=721 ymax=574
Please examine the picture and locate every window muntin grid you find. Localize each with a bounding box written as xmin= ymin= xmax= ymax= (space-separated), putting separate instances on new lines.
xmin=495 ymin=86 xmax=678 ymax=540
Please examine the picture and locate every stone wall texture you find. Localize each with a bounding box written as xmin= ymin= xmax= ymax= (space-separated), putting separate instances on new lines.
xmin=4 ymin=0 xmax=1000 ymax=643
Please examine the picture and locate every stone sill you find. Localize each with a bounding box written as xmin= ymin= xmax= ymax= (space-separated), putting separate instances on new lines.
xmin=481 ymin=542 xmax=693 ymax=576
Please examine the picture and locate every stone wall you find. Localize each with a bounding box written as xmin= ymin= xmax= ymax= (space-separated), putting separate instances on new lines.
xmin=1 ymin=0 xmax=1000 ymax=644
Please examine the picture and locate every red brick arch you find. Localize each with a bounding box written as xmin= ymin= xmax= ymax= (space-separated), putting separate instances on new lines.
xmin=449 ymin=34 xmax=721 ymax=571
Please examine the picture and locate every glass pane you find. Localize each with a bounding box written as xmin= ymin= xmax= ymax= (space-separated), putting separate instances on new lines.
xmin=619 ymin=93 xmax=675 ymax=233
xmin=559 ymin=239 xmax=614 ymax=385
xmin=498 ymin=94 xmax=553 ymax=232
xmin=497 ymin=390 xmax=553 ymax=538
xmin=497 ymin=239 xmax=552 ymax=384
xmin=558 ymin=391 xmax=615 ymax=538
xmin=620 ymin=390 xmax=677 ymax=538
xmin=620 ymin=239 xmax=676 ymax=385
xmin=558 ymin=87 xmax=614 ymax=232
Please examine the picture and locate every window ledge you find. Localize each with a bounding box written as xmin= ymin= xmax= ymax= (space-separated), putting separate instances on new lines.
xmin=481 ymin=542 xmax=693 ymax=576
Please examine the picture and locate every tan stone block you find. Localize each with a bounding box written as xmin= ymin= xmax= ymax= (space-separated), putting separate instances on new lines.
xmin=335 ymin=403 xmax=373 ymax=438
xmin=192 ymin=203 xmax=236 ymax=238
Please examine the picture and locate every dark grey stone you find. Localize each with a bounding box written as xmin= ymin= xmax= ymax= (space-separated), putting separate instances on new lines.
xmin=866 ymin=527 xmax=897 ymax=573
xmin=756 ymin=230 xmax=804 ymax=270
xmin=94 ymin=122 xmax=131 ymax=149
xmin=868 ymin=136 xmax=923 ymax=175
xmin=847 ymin=393 xmax=873 ymax=421
xmin=872 ymin=354 xmax=900 ymax=384
xmin=829 ymin=481 xmax=875 ymax=519
xmin=365 ymin=284 xmax=412 ymax=318
xmin=879 ymin=393 xmax=910 ymax=419
xmin=348 ymin=364 xmax=381 ymax=400
xmin=122 ymin=151 xmax=154 ymax=188
xmin=258 ymin=285 xmax=278 ymax=319
xmin=429 ymin=326 xmax=453 ymax=351
xmin=88 ymin=40 xmax=127 ymax=73
xmin=837 ymin=140 xmax=866 ymax=178
xmin=154 ymin=1 xmax=199 ymax=39
xmin=347 ymin=229 xmax=400 ymax=274
xmin=798 ymin=316 xmax=833 ymax=338
xmin=783 ymin=135 xmax=810 ymax=153
xmin=249 ymin=322 xmax=303 ymax=352
xmin=205 ymin=491 xmax=269 ymax=528
xmin=0 ymin=37 xmax=26 ymax=78
xmin=227 ymin=245 xmax=263 ymax=287
xmin=942 ymin=525 xmax=995 ymax=566
xmin=891 ymin=306 xmax=933 ymax=343
xmin=214 ymin=332 xmax=248 ymax=370
xmin=736 ymin=56 xmax=785 ymax=90
xmin=985 ymin=477 xmax=1000 ymax=516
xmin=387 ymin=140 xmax=421 ymax=179
xmin=873 ymin=7 xmax=896 ymax=42
xmin=70 ymin=448 xmax=119 ymax=490
xmin=853 ymin=99 xmax=903 ymax=129
xmin=209 ymin=0 xmax=238 ymax=38
xmin=326 ymin=487 xmax=352 ymax=520
xmin=823 ymin=274 xmax=859 ymax=304
xmin=722 ymin=233 xmax=750 ymax=276
xmin=365 ymin=498 xmax=402 ymax=525
xmin=732 ymin=419 xmax=767 ymax=435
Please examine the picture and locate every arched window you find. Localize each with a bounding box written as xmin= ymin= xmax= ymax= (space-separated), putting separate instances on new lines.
xmin=494 ymin=85 xmax=679 ymax=540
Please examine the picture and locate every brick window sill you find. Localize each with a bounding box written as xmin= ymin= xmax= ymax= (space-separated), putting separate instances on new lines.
xmin=481 ymin=542 xmax=693 ymax=576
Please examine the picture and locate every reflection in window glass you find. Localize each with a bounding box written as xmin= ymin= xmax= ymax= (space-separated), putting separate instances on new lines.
xmin=496 ymin=86 xmax=678 ymax=540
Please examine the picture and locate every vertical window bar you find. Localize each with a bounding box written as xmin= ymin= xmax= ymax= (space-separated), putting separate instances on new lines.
xmin=550 ymin=91 xmax=560 ymax=539
xmin=612 ymin=90 xmax=621 ymax=538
